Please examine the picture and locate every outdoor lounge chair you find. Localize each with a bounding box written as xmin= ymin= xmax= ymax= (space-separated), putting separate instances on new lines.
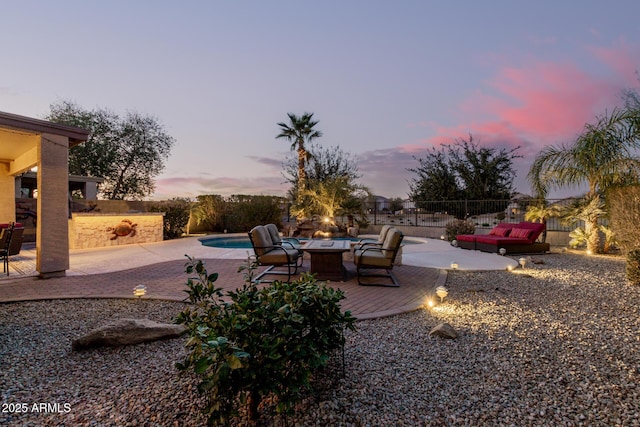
xmin=457 ymin=221 xmax=550 ymax=254
xmin=248 ymin=225 xmax=303 ymax=282
xmin=353 ymin=224 xmax=392 ymax=251
xmin=354 ymin=227 xmax=404 ymax=287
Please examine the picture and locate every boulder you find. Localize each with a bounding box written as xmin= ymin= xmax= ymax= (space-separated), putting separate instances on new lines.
xmin=429 ymin=322 xmax=458 ymax=339
xmin=72 ymin=318 xmax=187 ymax=351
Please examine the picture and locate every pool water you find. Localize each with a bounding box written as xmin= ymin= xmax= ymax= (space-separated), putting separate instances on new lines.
xmin=199 ymin=235 xmax=420 ymax=249
xmin=199 ymin=235 xmax=360 ymax=249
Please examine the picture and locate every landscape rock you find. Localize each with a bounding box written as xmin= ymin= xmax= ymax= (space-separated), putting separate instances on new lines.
xmin=429 ymin=322 xmax=458 ymax=339
xmin=72 ymin=318 xmax=187 ymax=351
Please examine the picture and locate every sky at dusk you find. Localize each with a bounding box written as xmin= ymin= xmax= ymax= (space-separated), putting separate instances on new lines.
xmin=2 ymin=1 xmax=639 ymax=200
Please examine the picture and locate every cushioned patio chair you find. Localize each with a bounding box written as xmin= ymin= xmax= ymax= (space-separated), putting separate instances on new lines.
xmin=353 ymin=227 xmax=404 ymax=287
xmin=0 ymin=223 xmax=15 ymax=276
xmin=353 ymin=224 xmax=392 ymax=251
xmin=265 ymin=223 xmax=303 ymax=266
xmin=249 ymin=225 xmax=303 ymax=282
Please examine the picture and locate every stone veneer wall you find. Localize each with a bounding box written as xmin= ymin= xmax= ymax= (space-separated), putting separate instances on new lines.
xmin=68 ymin=213 xmax=165 ymax=249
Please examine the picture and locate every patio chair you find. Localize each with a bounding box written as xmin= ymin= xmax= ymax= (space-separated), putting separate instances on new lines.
xmin=265 ymin=223 xmax=303 ymax=266
xmin=248 ymin=225 xmax=303 ymax=282
xmin=0 ymin=223 xmax=15 ymax=276
xmin=353 ymin=224 xmax=392 ymax=251
xmin=353 ymin=227 xmax=404 ymax=287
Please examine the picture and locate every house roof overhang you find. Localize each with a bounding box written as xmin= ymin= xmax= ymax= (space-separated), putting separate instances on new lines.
xmin=0 ymin=111 xmax=90 ymax=174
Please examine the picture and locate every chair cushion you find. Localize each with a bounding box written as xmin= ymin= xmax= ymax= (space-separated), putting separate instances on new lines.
xmin=259 ymin=247 xmax=299 ymax=265
xmin=265 ymin=224 xmax=282 ymax=245
xmin=474 ymin=235 xmax=530 ymax=246
xmin=249 ymin=225 xmax=273 ymax=257
xmin=354 ymin=249 xmax=392 ymax=268
xmin=509 ymin=227 xmax=533 ymax=240
xmin=456 ymin=234 xmax=477 ymax=243
xmin=489 ymin=225 xmax=512 ymax=237
xmin=381 ymin=229 xmax=403 ymax=259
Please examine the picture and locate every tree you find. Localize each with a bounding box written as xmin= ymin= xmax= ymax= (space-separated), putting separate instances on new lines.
xmin=524 ymin=202 xmax=562 ymax=243
xmin=408 ymin=134 xmax=520 ymax=202
xmin=47 ymin=100 xmax=175 ymax=200
xmin=408 ymin=147 xmax=460 ymax=202
xmin=276 ymin=113 xmax=322 ymax=203
xmin=528 ymin=107 xmax=640 ymax=253
xmin=283 ymin=144 xmax=360 ymax=200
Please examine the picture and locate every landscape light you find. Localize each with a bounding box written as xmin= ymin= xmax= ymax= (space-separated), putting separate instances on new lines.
xmin=519 ymin=257 xmax=527 ymax=268
xmin=450 ymin=262 xmax=458 ymax=270
xmin=440 ymin=235 xmax=445 ymax=240
xmin=499 ymin=248 xmax=506 ymax=256
xmin=133 ymin=284 xmax=147 ymax=299
xmin=451 ymin=240 xmax=458 ymax=247
xmin=435 ymin=286 xmax=449 ymax=302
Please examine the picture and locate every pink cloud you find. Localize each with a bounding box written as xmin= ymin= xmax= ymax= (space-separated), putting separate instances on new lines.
xmin=418 ymin=41 xmax=640 ymax=154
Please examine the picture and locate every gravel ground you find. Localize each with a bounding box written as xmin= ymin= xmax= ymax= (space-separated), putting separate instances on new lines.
xmin=2 ymin=250 xmax=640 ymax=426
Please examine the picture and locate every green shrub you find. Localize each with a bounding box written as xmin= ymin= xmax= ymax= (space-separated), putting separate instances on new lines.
xmin=175 ymin=256 xmax=356 ymax=425
xmin=149 ymin=197 xmax=191 ymax=239
xmin=191 ymin=194 xmax=285 ymax=233
xmin=446 ymin=219 xmax=476 ymax=241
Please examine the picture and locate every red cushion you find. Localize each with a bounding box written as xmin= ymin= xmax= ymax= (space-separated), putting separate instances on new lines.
xmin=509 ymin=228 xmax=533 ymax=240
xmin=489 ymin=227 xmax=511 ymax=237
xmin=475 ymin=235 xmax=530 ymax=245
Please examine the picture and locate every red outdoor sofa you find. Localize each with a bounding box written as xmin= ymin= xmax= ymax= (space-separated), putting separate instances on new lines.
xmin=456 ymin=221 xmax=550 ymax=254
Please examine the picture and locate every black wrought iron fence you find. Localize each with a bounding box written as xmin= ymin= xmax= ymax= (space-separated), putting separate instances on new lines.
xmin=332 ymin=199 xmax=582 ymax=232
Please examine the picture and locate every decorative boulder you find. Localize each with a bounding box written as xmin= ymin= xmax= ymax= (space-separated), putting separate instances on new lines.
xmin=429 ymin=322 xmax=458 ymax=339
xmin=72 ymin=318 xmax=187 ymax=351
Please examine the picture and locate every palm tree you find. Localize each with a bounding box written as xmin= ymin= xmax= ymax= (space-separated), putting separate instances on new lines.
xmin=276 ymin=113 xmax=322 ymax=205
xmin=524 ymin=202 xmax=562 ymax=243
xmin=528 ymin=107 xmax=640 ymax=252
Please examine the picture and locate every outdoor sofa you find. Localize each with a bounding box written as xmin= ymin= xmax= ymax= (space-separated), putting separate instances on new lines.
xmin=456 ymin=221 xmax=550 ymax=254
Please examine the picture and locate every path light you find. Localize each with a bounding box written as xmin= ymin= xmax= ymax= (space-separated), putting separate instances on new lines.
xmin=519 ymin=257 xmax=527 ymax=269
xmin=507 ymin=264 xmax=515 ymax=272
xmin=435 ymin=286 xmax=448 ymax=302
xmin=451 ymin=240 xmax=458 ymax=247
xmin=440 ymin=235 xmax=445 ymax=240
xmin=133 ymin=284 xmax=147 ymax=299
xmin=450 ymin=262 xmax=458 ymax=270
xmin=499 ymin=248 xmax=506 ymax=256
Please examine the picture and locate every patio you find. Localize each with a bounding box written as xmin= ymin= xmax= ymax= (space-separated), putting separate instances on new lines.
xmin=0 ymin=235 xmax=518 ymax=319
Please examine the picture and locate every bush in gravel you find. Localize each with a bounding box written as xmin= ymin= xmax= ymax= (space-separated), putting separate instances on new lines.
xmin=445 ymin=219 xmax=476 ymax=241
xmin=149 ymin=197 xmax=191 ymax=239
xmin=175 ymin=256 xmax=356 ymax=425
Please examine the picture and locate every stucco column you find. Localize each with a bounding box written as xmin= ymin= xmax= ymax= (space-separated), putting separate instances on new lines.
xmin=0 ymin=162 xmax=15 ymax=222
xmin=36 ymin=133 xmax=70 ymax=278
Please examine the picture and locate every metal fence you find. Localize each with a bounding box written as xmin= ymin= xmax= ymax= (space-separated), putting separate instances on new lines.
xmin=333 ymin=199 xmax=581 ymax=232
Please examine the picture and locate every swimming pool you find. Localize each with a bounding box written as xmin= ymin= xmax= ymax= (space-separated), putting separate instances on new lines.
xmin=199 ymin=235 xmax=423 ymax=249
xmin=199 ymin=235 xmax=359 ymax=249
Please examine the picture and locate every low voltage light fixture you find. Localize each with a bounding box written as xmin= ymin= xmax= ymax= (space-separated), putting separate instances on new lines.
xmin=499 ymin=248 xmax=506 ymax=256
xmin=133 ymin=284 xmax=147 ymax=299
xmin=435 ymin=286 xmax=449 ymax=302
xmin=519 ymin=257 xmax=527 ymax=269
xmin=450 ymin=262 xmax=459 ymax=270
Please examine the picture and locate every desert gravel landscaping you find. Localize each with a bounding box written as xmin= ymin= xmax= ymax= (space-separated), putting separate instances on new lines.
xmin=1 ymin=250 xmax=639 ymax=426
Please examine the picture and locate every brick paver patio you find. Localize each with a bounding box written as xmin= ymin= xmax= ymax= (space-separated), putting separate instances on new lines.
xmin=0 ymin=257 xmax=444 ymax=319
